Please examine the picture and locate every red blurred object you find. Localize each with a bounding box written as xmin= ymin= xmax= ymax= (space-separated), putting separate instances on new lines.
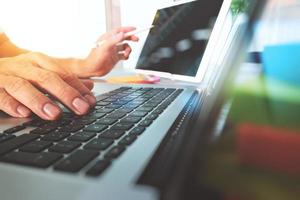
xmin=237 ymin=123 xmax=300 ymax=175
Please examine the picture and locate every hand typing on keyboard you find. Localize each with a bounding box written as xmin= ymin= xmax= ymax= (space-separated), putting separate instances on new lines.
xmin=0 ymin=87 xmax=183 ymax=177
xmin=0 ymin=27 xmax=138 ymax=120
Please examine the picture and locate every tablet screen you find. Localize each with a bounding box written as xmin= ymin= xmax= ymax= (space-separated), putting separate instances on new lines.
xmin=135 ymin=0 xmax=223 ymax=77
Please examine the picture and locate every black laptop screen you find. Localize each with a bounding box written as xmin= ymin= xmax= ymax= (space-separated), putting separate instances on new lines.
xmin=135 ymin=0 xmax=223 ymax=77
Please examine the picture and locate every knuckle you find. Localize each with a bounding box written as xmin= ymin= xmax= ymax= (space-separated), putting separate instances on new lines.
xmin=61 ymin=73 xmax=77 ymax=83
xmin=0 ymin=94 xmax=11 ymax=109
xmin=32 ymin=52 xmax=45 ymax=60
xmin=0 ymin=91 xmax=18 ymax=112
xmin=56 ymin=87 xmax=69 ymax=99
xmin=37 ymin=71 xmax=59 ymax=85
xmin=7 ymin=77 xmax=29 ymax=94
xmin=26 ymin=92 xmax=44 ymax=108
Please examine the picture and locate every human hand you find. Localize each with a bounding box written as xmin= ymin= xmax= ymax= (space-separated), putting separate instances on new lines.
xmin=71 ymin=27 xmax=139 ymax=78
xmin=0 ymin=52 xmax=96 ymax=120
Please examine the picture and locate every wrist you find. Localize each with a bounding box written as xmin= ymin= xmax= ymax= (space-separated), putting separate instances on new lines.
xmin=56 ymin=58 xmax=87 ymax=78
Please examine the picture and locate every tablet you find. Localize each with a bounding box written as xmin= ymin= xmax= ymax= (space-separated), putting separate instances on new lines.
xmin=132 ymin=0 xmax=232 ymax=83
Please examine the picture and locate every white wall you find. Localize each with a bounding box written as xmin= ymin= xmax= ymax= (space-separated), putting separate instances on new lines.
xmin=0 ymin=0 xmax=106 ymax=58
xmin=120 ymin=0 xmax=175 ymax=69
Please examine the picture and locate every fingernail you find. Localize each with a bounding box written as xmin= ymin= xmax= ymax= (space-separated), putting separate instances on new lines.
xmin=43 ymin=103 xmax=61 ymax=119
xmin=17 ymin=105 xmax=31 ymax=117
xmin=72 ymin=97 xmax=90 ymax=114
xmin=84 ymin=94 xmax=96 ymax=106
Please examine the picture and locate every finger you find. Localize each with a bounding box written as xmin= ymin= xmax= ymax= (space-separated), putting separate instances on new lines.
xmin=0 ymin=75 xmax=61 ymax=120
xmin=60 ymin=74 xmax=96 ymax=106
xmin=0 ymin=88 xmax=32 ymax=118
xmin=118 ymin=45 xmax=132 ymax=60
xmin=31 ymin=53 xmax=96 ymax=105
xmin=32 ymin=69 xmax=91 ymax=115
xmin=116 ymin=43 xmax=130 ymax=52
xmin=10 ymin=66 xmax=91 ymax=116
xmin=114 ymin=26 xmax=136 ymax=34
xmin=115 ymin=27 xmax=139 ymax=42
xmin=127 ymin=35 xmax=139 ymax=42
xmin=106 ymin=32 xmax=125 ymax=47
xmin=81 ymin=79 xmax=94 ymax=91
xmin=28 ymin=54 xmax=95 ymax=112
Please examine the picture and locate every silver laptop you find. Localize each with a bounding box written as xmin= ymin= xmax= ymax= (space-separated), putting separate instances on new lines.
xmin=0 ymin=0 xmax=266 ymax=199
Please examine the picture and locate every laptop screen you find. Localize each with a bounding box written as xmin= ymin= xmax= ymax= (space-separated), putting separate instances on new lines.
xmin=135 ymin=0 xmax=224 ymax=77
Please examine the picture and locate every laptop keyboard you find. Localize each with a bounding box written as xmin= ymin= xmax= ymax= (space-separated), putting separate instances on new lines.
xmin=0 ymin=87 xmax=183 ymax=177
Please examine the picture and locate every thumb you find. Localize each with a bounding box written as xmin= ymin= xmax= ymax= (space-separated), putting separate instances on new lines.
xmin=107 ymin=32 xmax=124 ymax=46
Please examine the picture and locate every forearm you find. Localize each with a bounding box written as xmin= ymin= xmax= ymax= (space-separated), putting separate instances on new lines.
xmin=0 ymin=33 xmax=87 ymax=77
xmin=0 ymin=33 xmax=28 ymax=58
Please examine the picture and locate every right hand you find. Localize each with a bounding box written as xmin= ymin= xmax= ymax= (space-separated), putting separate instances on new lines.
xmin=0 ymin=52 xmax=96 ymax=120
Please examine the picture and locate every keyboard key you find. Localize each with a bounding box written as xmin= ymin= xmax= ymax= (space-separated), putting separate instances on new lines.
xmin=129 ymin=111 xmax=148 ymax=117
xmin=54 ymin=150 xmax=99 ymax=172
xmin=60 ymin=113 xmax=76 ymax=120
xmin=99 ymin=130 xmax=125 ymax=139
xmin=129 ymin=126 xmax=145 ymax=136
xmin=4 ymin=125 xmax=26 ymax=134
xmin=121 ymin=116 xmax=142 ymax=123
xmin=41 ymin=132 xmax=70 ymax=142
xmin=117 ymin=108 xmax=134 ymax=113
xmin=97 ymin=95 xmax=110 ymax=101
xmin=72 ymin=118 xmax=95 ymax=125
xmin=96 ymin=118 xmax=117 ymax=125
xmin=110 ymin=123 xmax=134 ymax=130
xmin=1 ymin=151 xmax=62 ymax=168
xmin=106 ymin=98 xmax=121 ymax=102
xmin=0 ymin=134 xmax=39 ymax=155
xmin=112 ymin=101 xmax=129 ymax=106
xmin=30 ymin=127 xmax=57 ymax=135
xmin=0 ymin=134 xmax=16 ymax=143
xmin=104 ymin=104 xmax=122 ymax=109
xmin=119 ymin=135 xmax=137 ymax=146
xmin=86 ymin=160 xmax=111 ymax=177
xmin=49 ymin=141 xmax=81 ymax=154
xmin=106 ymin=112 xmax=127 ymax=119
xmin=96 ymin=101 xmax=110 ymax=106
xmin=135 ymin=107 xmax=153 ymax=112
xmin=152 ymin=109 xmax=164 ymax=115
xmin=124 ymin=103 xmax=141 ymax=108
xmin=83 ymin=124 xmax=107 ymax=133
xmin=19 ymin=140 xmax=52 ymax=153
xmin=86 ymin=113 xmax=106 ymax=119
xmin=59 ymin=124 xmax=84 ymax=133
xmin=105 ymin=146 xmax=125 ymax=159
xmin=96 ymin=108 xmax=114 ymax=113
xmin=23 ymin=119 xmax=47 ymax=127
xmin=143 ymin=103 xmax=158 ymax=108
xmin=68 ymin=131 xmax=96 ymax=142
xmin=145 ymin=113 xmax=159 ymax=120
xmin=84 ymin=138 xmax=114 ymax=151
xmin=139 ymin=119 xmax=153 ymax=127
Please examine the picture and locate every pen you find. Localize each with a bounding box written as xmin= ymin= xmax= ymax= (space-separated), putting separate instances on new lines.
xmin=124 ymin=25 xmax=154 ymax=38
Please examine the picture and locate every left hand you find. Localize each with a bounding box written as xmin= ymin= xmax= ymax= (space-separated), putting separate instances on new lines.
xmin=73 ymin=27 xmax=139 ymax=78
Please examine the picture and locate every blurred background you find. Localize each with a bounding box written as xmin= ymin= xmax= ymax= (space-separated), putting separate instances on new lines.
xmin=0 ymin=0 xmax=299 ymax=62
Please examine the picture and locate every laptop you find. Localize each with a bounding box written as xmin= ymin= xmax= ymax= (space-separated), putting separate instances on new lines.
xmin=0 ymin=0 xmax=266 ymax=200
xmin=129 ymin=0 xmax=231 ymax=83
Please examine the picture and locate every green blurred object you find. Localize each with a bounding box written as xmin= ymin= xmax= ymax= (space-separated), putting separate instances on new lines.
xmin=229 ymin=76 xmax=300 ymax=129
xmin=231 ymin=0 xmax=249 ymax=15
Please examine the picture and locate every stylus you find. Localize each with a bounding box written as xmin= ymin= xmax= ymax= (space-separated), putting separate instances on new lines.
xmin=124 ymin=25 xmax=154 ymax=38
